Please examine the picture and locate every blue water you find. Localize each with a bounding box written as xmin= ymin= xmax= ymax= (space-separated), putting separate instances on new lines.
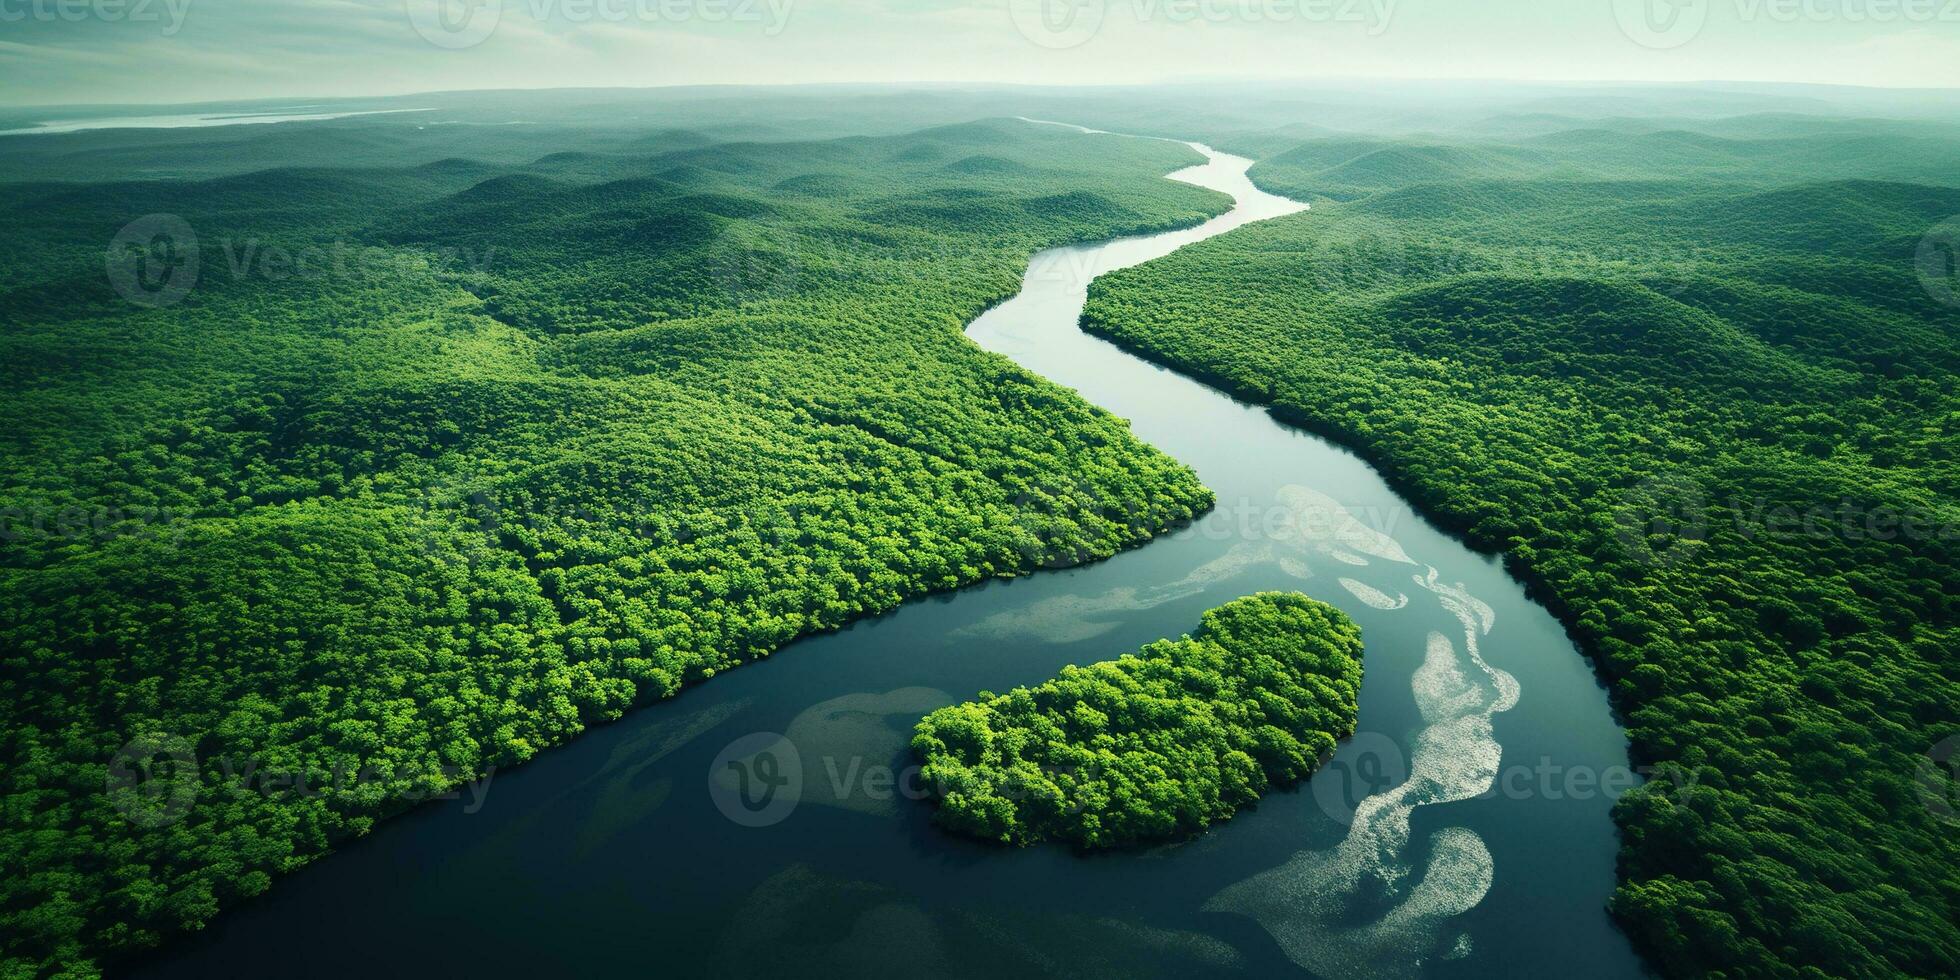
xmin=136 ymin=127 xmax=1643 ymax=980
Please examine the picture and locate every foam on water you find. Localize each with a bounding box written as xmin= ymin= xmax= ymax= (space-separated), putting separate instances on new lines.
xmin=957 ymin=541 xmax=1276 ymax=643
xmin=1276 ymin=484 xmax=1414 ymax=566
xmin=1207 ymin=823 xmax=1496 ymax=980
xmin=779 ymin=688 xmax=954 ymax=816
xmin=1340 ymin=577 xmax=1409 ymax=611
xmin=1209 ymin=514 xmax=1518 ymax=977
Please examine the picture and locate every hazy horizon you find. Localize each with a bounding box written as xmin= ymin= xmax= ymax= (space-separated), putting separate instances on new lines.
xmin=6 ymin=0 xmax=1960 ymax=108
xmin=10 ymin=74 xmax=1960 ymax=113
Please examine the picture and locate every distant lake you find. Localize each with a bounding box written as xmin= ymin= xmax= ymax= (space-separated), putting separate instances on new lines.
xmin=0 ymin=107 xmax=433 ymax=137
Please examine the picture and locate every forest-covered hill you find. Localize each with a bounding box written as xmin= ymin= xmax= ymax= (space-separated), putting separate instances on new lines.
xmin=8 ymin=83 xmax=1960 ymax=978
xmin=0 ymin=116 xmax=1230 ymax=977
xmin=1084 ymin=118 xmax=1960 ymax=977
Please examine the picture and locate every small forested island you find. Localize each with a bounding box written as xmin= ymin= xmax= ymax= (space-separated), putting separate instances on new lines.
xmin=911 ymin=592 xmax=1363 ymax=847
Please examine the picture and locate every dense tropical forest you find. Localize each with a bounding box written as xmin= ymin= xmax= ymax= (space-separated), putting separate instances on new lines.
xmin=912 ymin=592 xmax=1363 ymax=847
xmin=6 ymin=83 xmax=1960 ymax=979
xmin=1083 ymin=113 xmax=1960 ymax=977
xmin=0 ymin=111 xmax=1230 ymax=976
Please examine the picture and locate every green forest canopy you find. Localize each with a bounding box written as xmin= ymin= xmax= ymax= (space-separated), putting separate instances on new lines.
xmin=1083 ymin=117 xmax=1960 ymax=977
xmin=5 ymin=85 xmax=1960 ymax=978
xmin=912 ymin=592 xmax=1363 ymax=848
xmin=0 ymin=116 xmax=1229 ymax=977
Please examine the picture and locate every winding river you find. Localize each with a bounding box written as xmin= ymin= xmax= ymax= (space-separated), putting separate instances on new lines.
xmin=138 ymin=126 xmax=1643 ymax=979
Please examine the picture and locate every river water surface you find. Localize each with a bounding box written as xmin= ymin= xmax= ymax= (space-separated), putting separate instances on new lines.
xmin=139 ymin=125 xmax=1643 ymax=979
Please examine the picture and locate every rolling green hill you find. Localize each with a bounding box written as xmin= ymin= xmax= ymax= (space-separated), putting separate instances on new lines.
xmin=0 ymin=116 xmax=1230 ymax=977
xmin=1247 ymin=125 xmax=1960 ymax=205
xmin=8 ymin=83 xmax=1960 ymax=978
xmin=1084 ymin=119 xmax=1960 ymax=977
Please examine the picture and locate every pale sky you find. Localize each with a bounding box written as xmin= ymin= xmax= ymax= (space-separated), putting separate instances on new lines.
xmin=4 ymin=0 xmax=1959 ymax=106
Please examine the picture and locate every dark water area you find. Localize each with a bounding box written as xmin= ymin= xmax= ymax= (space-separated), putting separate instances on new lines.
xmin=136 ymin=126 xmax=1643 ymax=980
